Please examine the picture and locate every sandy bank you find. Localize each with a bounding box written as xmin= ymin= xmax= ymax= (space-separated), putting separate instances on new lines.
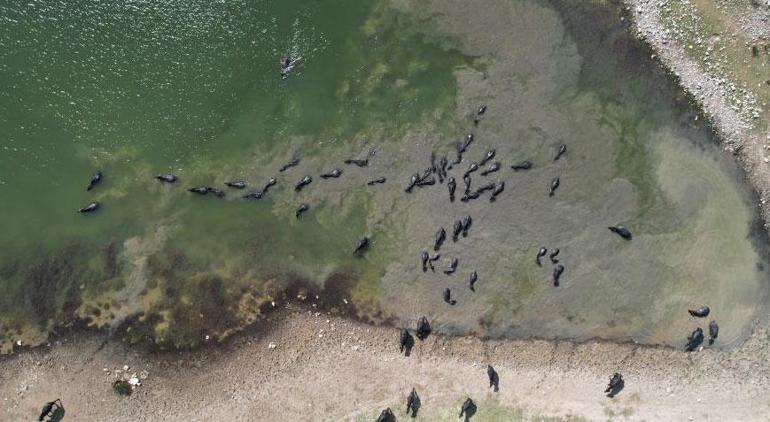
xmin=2 ymin=308 xmax=770 ymax=421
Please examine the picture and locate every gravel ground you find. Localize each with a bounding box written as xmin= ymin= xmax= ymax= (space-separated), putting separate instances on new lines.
xmin=2 ymin=308 xmax=770 ymax=421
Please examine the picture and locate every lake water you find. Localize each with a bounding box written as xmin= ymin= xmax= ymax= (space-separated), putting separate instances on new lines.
xmin=0 ymin=0 xmax=767 ymax=352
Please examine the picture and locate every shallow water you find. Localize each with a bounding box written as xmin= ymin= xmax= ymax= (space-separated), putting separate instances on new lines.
xmin=0 ymin=0 xmax=767 ymax=351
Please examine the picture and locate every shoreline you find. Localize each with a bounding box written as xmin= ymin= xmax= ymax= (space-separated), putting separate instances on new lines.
xmin=2 ymin=1 xmax=770 ymax=420
xmin=2 ymin=307 xmax=769 ymax=420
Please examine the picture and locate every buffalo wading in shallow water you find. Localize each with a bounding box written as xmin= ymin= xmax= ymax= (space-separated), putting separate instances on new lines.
xmin=225 ymin=180 xmax=246 ymax=189
xmin=156 ymin=174 xmax=177 ymax=183
xmin=688 ymin=306 xmax=710 ymax=318
xmin=608 ymin=225 xmax=633 ymax=240
xmin=86 ymin=170 xmax=102 ymax=191
xmin=549 ymin=177 xmax=560 ymax=197
xmin=511 ymin=160 xmax=533 ymax=171
xmin=443 ymin=288 xmax=457 ymax=305
xmin=709 ymin=320 xmax=719 ymax=345
xmin=536 ymin=247 xmax=547 ymax=266
xmin=469 ymin=271 xmax=478 ymax=291
xmin=294 ymin=175 xmax=313 ymax=192
xmin=279 ymin=157 xmax=300 ymax=172
xmin=553 ymin=264 xmax=565 ymax=286
xmin=434 ymin=227 xmax=446 ymax=251
xmin=444 ymin=257 xmax=458 ymax=275
xmin=320 ymin=168 xmax=343 ymax=179
xmin=78 ymin=202 xmax=100 ymax=213
xmin=295 ymin=203 xmax=309 ymax=219
xmin=685 ymin=327 xmax=704 ymax=351
xmin=554 ymin=143 xmax=567 ymax=161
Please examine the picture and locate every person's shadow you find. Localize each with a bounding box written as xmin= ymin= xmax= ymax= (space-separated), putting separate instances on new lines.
xmin=606 ymin=378 xmax=625 ymax=398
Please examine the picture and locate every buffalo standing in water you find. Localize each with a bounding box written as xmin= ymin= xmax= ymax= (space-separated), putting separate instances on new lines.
xmin=473 ymin=105 xmax=486 ymax=126
xmin=294 ymin=175 xmax=313 ymax=192
xmin=461 ymin=215 xmax=472 ymax=237
xmin=344 ymin=158 xmax=369 ymax=167
xmin=156 ymin=174 xmax=178 ymax=183
xmin=434 ymin=227 xmax=446 ymax=251
xmin=554 ymin=143 xmax=567 ymax=161
xmin=78 ymin=202 xmax=100 ymax=213
xmin=688 ymin=306 xmax=710 ymax=318
xmin=549 ymin=177 xmax=560 ymax=197
xmin=535 ymin=247 xmax=547 ymax=266
xmin=709 ymin=320 xmax=719 ymax=345
xmin=479 ymin=149 xmax=496 ymax=166
xmin=452 ymin=220 xmax=463 ymax=242
xmin=420 ymin=251 xmax=429 ymax=272
xmin=367 ymin=177 xmax=386 ymax=186
xmin=605 ymin=373 xmax=624 ymax=397
xmin=86 ymin=170 xmax=102 ymax=191
xmin=376 ymin=408 xmax=395 ymax=422
xmin=279 ymin=157 xmax=300 ymax=172
xmin=320 ymin=168 xmax=343 ymax=179
xmin=487 ymin=365 xmax=499 ymax=392
xmin=353 ymin=236 xmax=370 ymax=255
xmin=225 ymin=180 xmax=247 ymax=189
xmin=489 ymin=181 xmax=504 ymax=202
xmin=549 ymin=248 xmax=560 ymax=263
xmin=608 ymin=225 xmax=633 ymax=240
xmin=469 ymin=271 xmax=478 ymax=291
xmin=685 ymin=327 xmax=704 ymax=351
xmin=553 ymin=264 xmax=565 ymax=286
xmin=444 ymin=257 xmax=458 ymax=275
xmin=416 ymin=316 xmax=431 ymax=340
xmin=511 ymin=160 xmax=533 ymax=171
xmin=295 ymin=203 xmax=309 ymax=219
xmin=406 ymin=388 xmax=421 ymax=417
xmin=443 ymin=288 xmax=457 ymax=305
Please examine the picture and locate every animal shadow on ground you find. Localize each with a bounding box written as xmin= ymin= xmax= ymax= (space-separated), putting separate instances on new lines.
xmin=606 ymin=378 xmax=625 ymax=398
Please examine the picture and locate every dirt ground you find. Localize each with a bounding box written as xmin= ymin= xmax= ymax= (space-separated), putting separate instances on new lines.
xmin=2 ymin=307 xmax=769 ymax=421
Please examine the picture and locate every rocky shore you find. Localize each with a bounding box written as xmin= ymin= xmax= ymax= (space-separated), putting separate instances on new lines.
xmin=622 ymin=0 xmax=770 ymax=228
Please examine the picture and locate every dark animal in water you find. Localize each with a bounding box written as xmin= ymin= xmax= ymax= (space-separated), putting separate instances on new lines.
xmin=399 ymin=328 xmax=412 ymax=354
xmin=479 ymin=150 xmax=496 ymax=166
xmin=280 ymin=53 xmax=300 ymax=79
xmin=605 ymin=373 xmax=624 ymax=397
xmin=78 ymin=202 xmax=100 ymax=213
xmin=709 ymin=320 xmax=719 ymax=345
xmin=405 ymin=173 xmax=420 ymax=193
xmin=608 ymin=225 xmax=633 ymax=240
xmin=463 ymin=174 xmax=472 ymax=194
xmin=459 ymin=398 xmax=476 ymax=419
xmin=428 ymin=253 xmax=441 ymax=272
xmin=320 ymin=168 xmax=343 ymax=179
xmin=295 ymin=203 xmax=309 ymax=218
xmin=481 ymin=161 xmax=500 ymax=176
xmin=444 ymin=258 xmax=458 ymax=275
xmin=225 ymin=180 xmax=247 ymax=189
xmin=476 ymin=182 xmax=495 ymax=194
xmin=490 ymin=181 xmax=505 ymax=202
xmin=477 ymin=105 xmax=487 ymax=115
xmin=86 ymin=171 xmax=102 ymax=191
xmin=294 ymin=175 xmax=313 ymax=192
xmin=511 ymin=160 xmax=533 ymax=171
xmin=536 ymin=247 xmax=547 ymax=266
xmin=553 ymin=264 xmax=565 ymax=286
xmin=263 ymin=177 xmax=277 ymax=192
xmin=474 ymin=105 xmax=487 ymax=125
xmin=353 ymin=237 xmax=370 ymax=255
xmin=461 ymin=215 xmax=472 ymax=237
xmin=156 ymin=174 xmax=178 ymax=183
xmin=469 ymin=271 xmax=478 ymax=291
xmin=461 ymin=191 xmax=480 ymax=202
xmin=448 ymin=177 xmax=457 ymax=202
xmin=367 ymin=177 xmax=386 ymax=185
xmin=685 ymin=327 xmax=704 ymax=351
xmin=459 ymin=133 xmax=474 ymax=154
xmin=439 ymin=156 xmax=448 ymax=182
xmin=415 ymin=175 xmax=436 ymax=187
xmin=688 ymin=306 xmax=710 ymax=318
xmin=464 ymin=162 xmax=479 ymax=177
xmin=38 ymin=399 xmax=63 ymax=422
xmin=344 ymin=158 xmax=369 ymax=167
xmin=549 ymin=248 xmax=560 ymax=263
xmin=452 ymin=220 xmax=463 ymax=242
xmin=416 ymin=316 xmax=431 ymax=340
xmin=452 ymin=150 xmax=463 ymax=165
xmin=376 ymin=408 xmax=395 ymax=422
xmin=421 ymin=251 xmax=429 ymax=272
xmin=443 ymin=288 xmax=457 ymax=305
xmin=208 ymin=187 xmax=225 ymax=197
xmin=243 ymin=191 xmax=263 ymax=200
xmin=189 ymin=186 xmax=210 ymax=195
xmin=549 ymin=177 xmax=560 ymax=197
xmin=434 ymin=227 xmax=446 ymax=252
xmin=487 ymin=365 xmax=499 ymax=392
xmin=554 ymin=143 xmax=567 ymax=161
xmin=406 ymin=388 xmax=420 ymax=417
xmin=279 ymin=157 xmax=300 ymax=172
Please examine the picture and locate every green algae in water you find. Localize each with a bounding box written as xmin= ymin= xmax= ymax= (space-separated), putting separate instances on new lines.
xmin=0 ymin=0 xmax=467 ymax=350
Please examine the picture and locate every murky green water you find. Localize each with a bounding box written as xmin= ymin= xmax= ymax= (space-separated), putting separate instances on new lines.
xmin=0 ymin=0 xmax=767 ymax=352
